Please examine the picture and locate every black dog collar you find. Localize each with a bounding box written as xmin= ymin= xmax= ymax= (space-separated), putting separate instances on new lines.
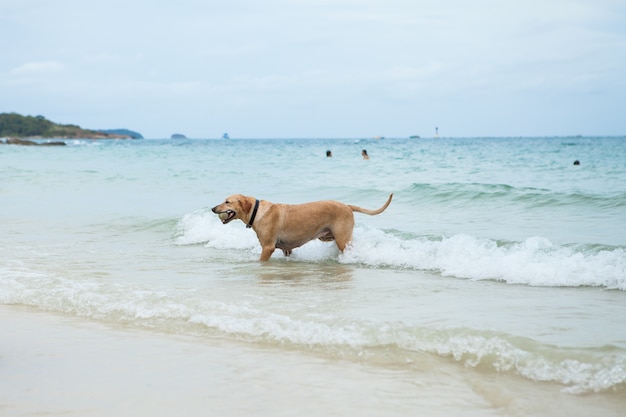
xmin=247 ymin=199 xmax=259 ymax=228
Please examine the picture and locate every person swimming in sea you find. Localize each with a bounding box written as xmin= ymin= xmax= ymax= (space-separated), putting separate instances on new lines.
xmin=361 ymin=149 xmax=370 ymax=160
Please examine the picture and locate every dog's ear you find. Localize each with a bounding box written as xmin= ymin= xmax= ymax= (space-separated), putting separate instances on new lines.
xmin=241 ymin=197 xmax=253 ymax=214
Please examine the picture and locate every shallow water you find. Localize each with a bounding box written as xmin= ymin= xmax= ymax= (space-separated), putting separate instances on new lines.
xmin=1 ymin=136 xmax=625 ymax=414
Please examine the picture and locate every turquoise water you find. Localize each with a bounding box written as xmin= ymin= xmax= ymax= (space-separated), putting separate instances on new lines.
xmin=1 ymin=136 xmax=625 ymax=407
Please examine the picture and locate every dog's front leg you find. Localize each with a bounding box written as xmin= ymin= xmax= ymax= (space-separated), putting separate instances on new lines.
xmin=259 ymin=246 xmax=275 ymax=261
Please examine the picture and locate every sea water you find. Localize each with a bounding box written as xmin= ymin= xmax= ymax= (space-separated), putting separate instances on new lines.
xmin=1 ymin=136 xmax=625 ymax=415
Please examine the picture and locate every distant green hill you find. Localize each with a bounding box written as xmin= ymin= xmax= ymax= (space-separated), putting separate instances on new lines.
xmin=0 ymin=113 xmax=139 ymax=139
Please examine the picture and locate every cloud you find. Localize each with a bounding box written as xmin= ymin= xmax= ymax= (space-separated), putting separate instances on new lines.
xmin=10 ymin=60 xmax=65 ymax=76
xmin=5 ymin=61 xmax=68 ymax=88
xmin=1 ymin=0 xmax=625 ymax=137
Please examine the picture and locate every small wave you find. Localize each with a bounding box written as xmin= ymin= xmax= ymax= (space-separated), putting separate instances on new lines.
xmin=188 ymin=311 xmax=626 ymax=394
xmin=408 ymin=182 xmax=516 ymax=199
xmin=1 ymin=267 xmax=623 ymax=394
xmin=174 ymin=210 xmax=626 ymax=290
xmin=405 ymin=183 xmax=626 ymax=210
xmin=343 ymin=230 xmax=626 ymax=290
xmin=400 ymin=327 xmax=626 ymax=395
xmin=174 ymin=209 xmax=258 ymax=249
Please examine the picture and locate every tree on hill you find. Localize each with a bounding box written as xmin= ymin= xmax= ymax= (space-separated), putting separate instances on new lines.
xmin=0 ymin=113 xmax=55 ymax=137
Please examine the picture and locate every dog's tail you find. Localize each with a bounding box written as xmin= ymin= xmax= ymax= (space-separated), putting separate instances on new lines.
xmin=348 ymin=193 xmax=393 ymax=215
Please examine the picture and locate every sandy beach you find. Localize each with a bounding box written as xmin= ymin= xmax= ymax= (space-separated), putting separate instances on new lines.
xmin=1 ymin=305 xmax=623 ymax=417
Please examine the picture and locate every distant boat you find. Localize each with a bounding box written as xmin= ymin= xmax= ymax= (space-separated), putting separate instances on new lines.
xmin=373 ymin=136 xmax=385 ymax=140
xmin=409 ymin=135 xmax=420 ymax=139
xmin=222 ymin=133 xmax=230 ymax=139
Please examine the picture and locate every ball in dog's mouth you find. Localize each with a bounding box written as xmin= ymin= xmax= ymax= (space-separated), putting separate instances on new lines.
xmin=217 ymin=210 xmax=234 ymax=223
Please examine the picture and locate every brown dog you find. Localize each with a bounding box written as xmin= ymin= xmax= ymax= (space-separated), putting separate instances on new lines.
xmin=212 ymin=194 xmax=393 ymax=261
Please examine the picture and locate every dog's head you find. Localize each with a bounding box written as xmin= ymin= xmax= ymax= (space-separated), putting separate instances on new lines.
xmin=211 ymin=194 xmax=254 ymax=225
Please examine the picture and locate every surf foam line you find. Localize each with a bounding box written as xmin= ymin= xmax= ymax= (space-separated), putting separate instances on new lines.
xmin=341 ymin=229 xmax=626 ymax=290
xmin=1 ymin=268 xmax=624 ymax=395
xmin=174 ymin=210 xmax=626 ymax=290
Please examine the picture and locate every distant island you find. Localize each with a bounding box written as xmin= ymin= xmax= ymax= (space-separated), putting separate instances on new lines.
xmin=98 ymin=128 xmax=143 ymax=139
xmin=0 ymin=113 xmax=142 ymax=142
xmin=171 ymin=133 xmax=187 ymax=139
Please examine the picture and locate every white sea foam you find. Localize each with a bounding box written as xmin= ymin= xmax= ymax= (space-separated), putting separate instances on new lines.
xmin=174 ymin=210 xmax=626 ymax=290
xmin=2 ymin=264 xmax=623 ymax=394
xmin=343 ymin=230 xmax=626 ymax=290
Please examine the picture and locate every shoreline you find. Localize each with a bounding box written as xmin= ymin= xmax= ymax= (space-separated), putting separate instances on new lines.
xmin=1 ymin=305 xmax=624 ymax=417
xmin=1 ymin=137 xmax=133 ymax=146
xmin=0 ymin=305 xmax=471 ymax=417
xmin=0 ymin=138 xmax=67 ymax=146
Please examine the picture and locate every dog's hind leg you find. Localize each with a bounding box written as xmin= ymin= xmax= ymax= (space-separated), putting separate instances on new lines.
xmin=332 ymin=222 xmax=354 ymax=253
xmin=334 ymin=235 xmax=351 ymax=252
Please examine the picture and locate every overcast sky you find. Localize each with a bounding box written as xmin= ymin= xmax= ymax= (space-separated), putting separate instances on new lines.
xmin=2 ymin=0 xmax=625 ymax=138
